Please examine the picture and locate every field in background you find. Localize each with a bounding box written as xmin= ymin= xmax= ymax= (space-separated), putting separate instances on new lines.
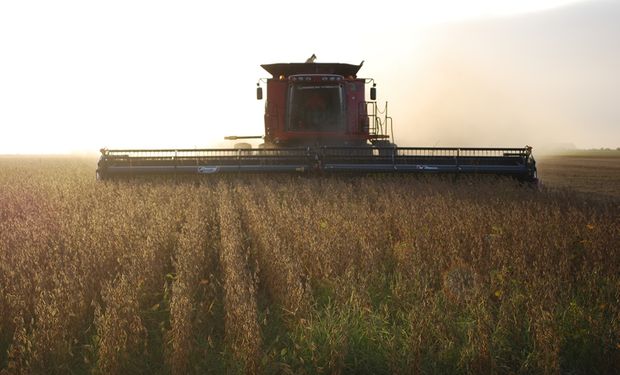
xmin=537 ymin=150 xmax=620 ymax=199
xmin=0 ymin=156 xmax=618 ymax=374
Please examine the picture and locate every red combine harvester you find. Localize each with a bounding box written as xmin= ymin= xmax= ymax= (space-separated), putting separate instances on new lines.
xmin=97 ymin=60 xmax=537 ymax=181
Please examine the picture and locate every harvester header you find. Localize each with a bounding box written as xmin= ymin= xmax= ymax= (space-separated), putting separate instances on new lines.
xmin=97 ymin=57 xmax=537 ymax=181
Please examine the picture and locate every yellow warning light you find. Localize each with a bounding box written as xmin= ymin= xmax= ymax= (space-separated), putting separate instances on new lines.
xmin=279 ymin=74 xmax=286 ymax=80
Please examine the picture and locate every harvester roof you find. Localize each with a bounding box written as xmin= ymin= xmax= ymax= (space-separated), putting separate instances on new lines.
xmin=261 ymin=62 xmax=363 ymax=78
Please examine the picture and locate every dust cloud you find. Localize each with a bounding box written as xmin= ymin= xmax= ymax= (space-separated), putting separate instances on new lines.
xmin=387 ymin=0 xmax=620 ymax=152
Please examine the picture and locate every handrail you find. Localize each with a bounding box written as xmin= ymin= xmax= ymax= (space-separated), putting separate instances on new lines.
xmin=365 ymin=101 xmax=394 ymax=142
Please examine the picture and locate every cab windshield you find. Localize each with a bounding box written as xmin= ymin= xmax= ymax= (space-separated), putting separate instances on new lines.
xmin=287 ymin=84 xmax=345 ymax=132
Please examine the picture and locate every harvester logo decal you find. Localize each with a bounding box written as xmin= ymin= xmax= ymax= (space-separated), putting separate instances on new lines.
xmin=198 ymin=166 xmax=219 ymax=174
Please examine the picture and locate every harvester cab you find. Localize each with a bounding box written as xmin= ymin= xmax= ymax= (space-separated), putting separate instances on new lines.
xmin=251 ymin=62 xmax=393 ymax=148
xmin=96 ymin=59 xmax=537 ymax=182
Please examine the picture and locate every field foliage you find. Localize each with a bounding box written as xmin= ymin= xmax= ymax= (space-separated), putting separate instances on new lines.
xmin=0 ymin=157 xmax=618 ymax=374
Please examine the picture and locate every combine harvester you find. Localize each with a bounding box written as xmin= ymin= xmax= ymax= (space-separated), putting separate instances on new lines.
xmin=97 ymin=59 xmax=537 ymax=181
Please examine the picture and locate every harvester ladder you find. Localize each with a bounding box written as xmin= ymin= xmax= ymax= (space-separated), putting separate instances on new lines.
xmin=366 ymin=101 xmax=394 ymax=143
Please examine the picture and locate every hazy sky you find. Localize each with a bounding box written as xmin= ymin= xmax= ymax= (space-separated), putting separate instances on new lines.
xmin=1 ymin=0 xmax=617 ymax=154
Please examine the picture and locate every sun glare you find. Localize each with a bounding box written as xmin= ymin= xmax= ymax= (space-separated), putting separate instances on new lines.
xmin=1 ymin=0 xmax=612 ymax=154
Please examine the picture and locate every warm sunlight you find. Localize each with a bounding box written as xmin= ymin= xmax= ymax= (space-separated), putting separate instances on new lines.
xmin=1 ymin=4 xmax=619 ymax=372
xmin=2 ymin=0 xmax=616 ymax=154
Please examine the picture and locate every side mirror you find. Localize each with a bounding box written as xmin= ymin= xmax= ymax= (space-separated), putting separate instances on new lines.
xmin=370 ymin=85 xmax=376 ymax=101
xmin=256 ymin=85 xmax=263 ymax=100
